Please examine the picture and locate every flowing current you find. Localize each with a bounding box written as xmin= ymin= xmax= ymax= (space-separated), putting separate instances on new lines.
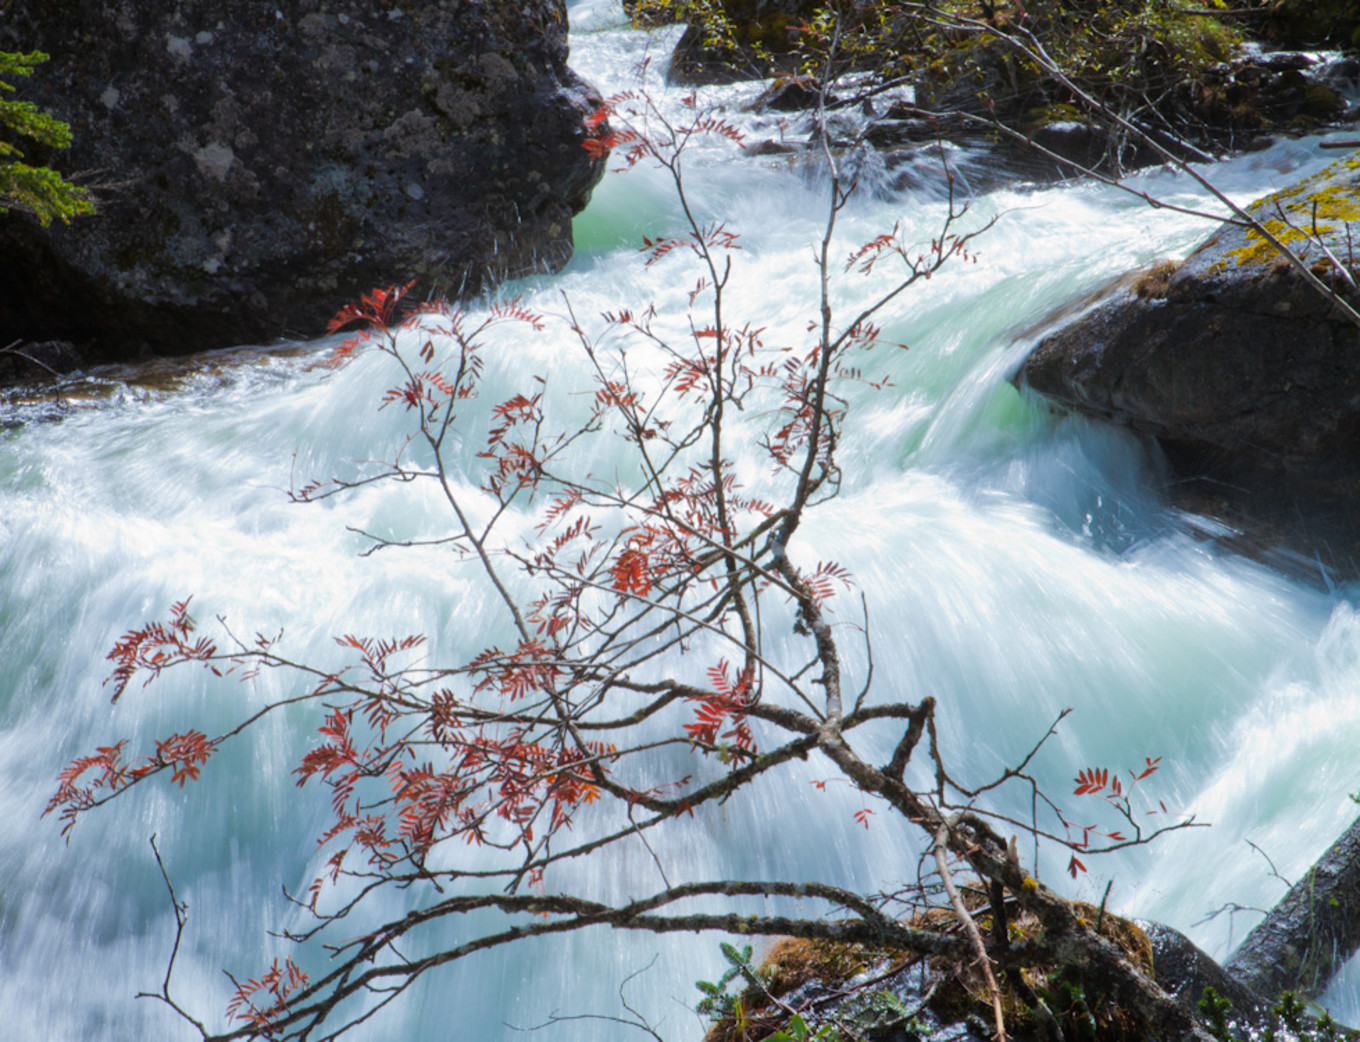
xmin=4 ymin=4 xmax=1360 ymax=1038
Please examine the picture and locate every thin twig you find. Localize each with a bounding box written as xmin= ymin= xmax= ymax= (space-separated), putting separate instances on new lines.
xmin=136 ymin=836 xmax=209 ymax=1037
xmin=936 ymin=822 xmax=1007 ymax=1042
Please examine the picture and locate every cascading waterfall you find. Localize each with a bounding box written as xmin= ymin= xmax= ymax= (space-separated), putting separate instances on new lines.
xmin=3 ymin=3 xmax=1359 ymax=1038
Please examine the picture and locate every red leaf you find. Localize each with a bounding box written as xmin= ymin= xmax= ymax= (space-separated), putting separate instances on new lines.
xmin=1134 ymin=756 xmax=1162 ymax=780
xmin=1073 ymin=767 xmax=1109 ymax=796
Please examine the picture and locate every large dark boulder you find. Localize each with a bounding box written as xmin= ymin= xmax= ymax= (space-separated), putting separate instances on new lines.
xmin=1021 ymin=153 xmax=1360 ymax=563
xmin=0 ymin=0 xmax=604 ymax=363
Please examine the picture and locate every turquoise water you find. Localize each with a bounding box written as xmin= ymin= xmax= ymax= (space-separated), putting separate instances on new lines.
xmin=1 ymin=4 xmax=1357 ymax=1038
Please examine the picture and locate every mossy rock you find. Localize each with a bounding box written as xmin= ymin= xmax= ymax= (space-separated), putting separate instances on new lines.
xmin=701 ymin=905 xmax=1162 ymax=1042
xmin=923 ymin=904 xmax=1157 ymax=1042
xmin=1198 ymin=150 xmax=1360 ymax=273
xmin=702 ymin=936 xmax=911 ymax=1042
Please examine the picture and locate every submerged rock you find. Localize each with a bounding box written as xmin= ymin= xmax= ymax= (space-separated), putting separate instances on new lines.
xmin=1021 ymin=151 xmax=1360 ymax=569
xmin=0 ymin=0 xmax=605 ymax=367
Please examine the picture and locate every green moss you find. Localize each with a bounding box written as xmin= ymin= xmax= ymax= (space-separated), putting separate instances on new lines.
xmin=698 ymin=904 xmax=1161 ymax=1042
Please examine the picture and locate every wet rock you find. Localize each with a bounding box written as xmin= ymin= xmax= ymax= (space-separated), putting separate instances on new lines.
xmin=660 ymin=0 xmax=818 ymax=85
xmin=745 ymin=139 xmax=802 ymax=156
xmin=1139 ymin=921 xmax=1269 ymax=1019
xmin=1022 ymin=121 xmax=1162 ymax=175
xmin=0 ymin=340 xmax=81 ymax=384
xmin=1319 ymin=55 xmax=1360 ymax=92
xmin=1020 ymin=152 xmax=1360 ymax=568
xmin=747 ymin=75 xmax=835 ymax=113
xmin=1226 ymin=815 xmax=1360 ymax=1001
xmin=0 ymin=0 xmax=605 ymax=365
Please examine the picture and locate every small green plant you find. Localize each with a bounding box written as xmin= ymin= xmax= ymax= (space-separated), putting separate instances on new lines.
xmin=695 ymin=942 xmax=768 ymax=1019
xmin=1199 ymin=987 xmax=1360 ymax=1042
xmin=696 ymin=936 xmax=927 ymax=1042
xmin=0 ymin=50 xmax=93 ymax=225
xmin=764 ymin=1015 xmax=842 ymax=1042
xmin=1198 ymin=986 xmax=1235 ymax=1042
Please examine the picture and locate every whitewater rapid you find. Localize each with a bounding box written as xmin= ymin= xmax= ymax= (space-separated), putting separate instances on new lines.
xmin=1 ymin=3 xmax=1358 ymax=1038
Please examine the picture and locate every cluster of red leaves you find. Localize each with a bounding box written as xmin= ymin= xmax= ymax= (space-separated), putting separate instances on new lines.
xmin=611 ymin=525 xmax=671 ymax=597
xmin=489 ymin=297 xmax=546 ymax=331
xmin=469 ymin=639 xmax=562 ymax=701
xmin=1073 ymin=758 xmax=1162 ymax=799
xmin=328 ymin=282 xmax=414 ymax=335
xmin=338 ymin=731 xmax=613 ymax=865
xmin=326 ymin=282 xmax=416 ymax=362
xmin=686 ymin=660 xmax=756 ymax=759
xmin=594 ymin=379 xmax=643 ymax=412
xmin=642 ymin=222 xmax=742 ymax=268
xmin=663 ymin=352 xmax=713 ymax=397
xmin=381 ymin=368 xmax=459 ymax=412
xmin=152 ymin=730 xmax=214 ymax=787
xmin=105 ymin=598 xmax=216 ymax=703
xmin=803 ymin=561 xmax=854 ymax=609
xmin=285 ymin=628 xmax=618 ymax=900
xmin=44 ymin=742 xmax=132 ymax=837
xmin=47 ymin=599 xmax=227 ymax=837
xmin=294 ymin=708 xmax=365 ymax=811
xmin=763 ymin=330 xmax=892 ymax=472
xmin=583 ymin=91 xmax=747 ymax=171
xmin=1065 ymin=757 xmax=1164 ymax=876
xmin=764 ymin=344 xmax=843 ymax=468
xmin=582 ymin=92 xmax=636 ymax=161
xmin=456 ymin=735 xmax=613 ymax=840
xmin=45 ymin=730 xmax=216 ymax=837
xmin=227 ymin=956 xmax=310 ymax=1035
xmin=480 ymin=392 xmax=546 ymax=497
xmin=844 ymin=224 xmax=980 ymax=277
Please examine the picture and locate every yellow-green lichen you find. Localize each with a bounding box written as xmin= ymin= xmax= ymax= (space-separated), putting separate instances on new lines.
xmin=1226 ymin=220 xmax=1335 ymax=267
xmin=1220 ymin=159 xmax=1360 ymax=267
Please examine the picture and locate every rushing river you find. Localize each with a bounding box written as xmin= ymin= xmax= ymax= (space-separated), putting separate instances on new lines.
xmin=3 ymin=3 xmax=1360 ymax=1038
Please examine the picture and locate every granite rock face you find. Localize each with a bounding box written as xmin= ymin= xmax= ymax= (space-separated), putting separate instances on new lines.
xmin=0 ymin=0 xmax=605 ymax=362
